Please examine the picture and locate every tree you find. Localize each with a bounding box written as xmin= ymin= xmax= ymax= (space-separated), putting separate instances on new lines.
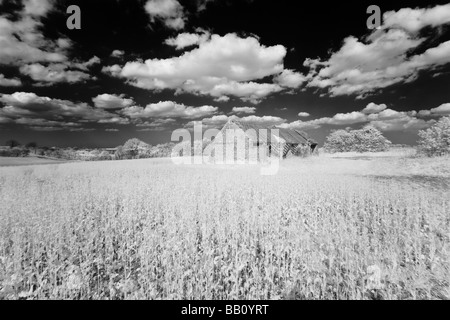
xmin=5 ymin=139 xmax=20 ymax=148
xmin=323 ymin=129 xmax=355 ymax=153
xmin=352 ymin=125 xmax=391 ymax=152
xmin=98 ymin=151 xmax=112 ymax=161
xmin=323 ymin=125 xmax=391 ymax=153
xmin=417 ymin=116 xmax=450 ymax=157
xmin=26 ymin=142 xmax=38 ymax=153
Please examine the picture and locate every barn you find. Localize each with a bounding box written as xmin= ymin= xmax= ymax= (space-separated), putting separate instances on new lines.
xmin=205 ymin=119 xmax=317 ymax=162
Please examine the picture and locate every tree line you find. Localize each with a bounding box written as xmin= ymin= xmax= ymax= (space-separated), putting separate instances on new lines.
xmin=0 ymin=138 xmax=176 ymax=160
xmin=322 ymin=116 xmax=450 ymax=157
xmin=2 ymin=116 xmax=450 ymax=159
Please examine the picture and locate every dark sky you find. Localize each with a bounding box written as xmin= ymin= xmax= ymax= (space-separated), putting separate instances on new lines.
xmin=1 ymin=0 xmax=450 ymax=147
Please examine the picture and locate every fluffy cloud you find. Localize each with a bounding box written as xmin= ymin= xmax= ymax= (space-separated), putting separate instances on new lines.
xmin=104 ymin=33 xmax=286 ymax=102
xmin=238 ymin=115 xmax=286 ymax=126
xmin=145 ymin=0 xmax=185 ymax=30
xmin=0 ymin=1 xmax=99 ymax=85
xmin=368 ymin=108 xmax=414 ymax=121
xmin=0 ymin=74 xmax=22 ymax=87
xmin=165 ymin=31 xmax=210 ymax=50
xmin=195 ymin=0 xmax=214 ymax=12
xmin=121 ymin=101 xmax=218 ymax=119
xmin=362 ymin=102 xmax=387 ymax=114
xmin=282 ymin=102 xmax=441 ymax=132
xmin=274 ymin=69 xmax=306 ymax=89
xmin=305 ymin=4 xmax=450 ymax=98
xmin=111 ymin=50 xmax=125 ymax=58
xmin=76 ymin=56 xmax=101 ymax=70
xmin=93 ymin=94 xmax=135 ymax=110
xmin=0 ymin=0 xmax=67 ymax=65
xmin=428 ymin=103 xmax=450 ymax=115
xmin=365 ymin=108 xmax=431 ymax=131
xmin=324 ymin=111 xmax=368 ymax=125
xmin=187 ymin=114 xmax=286 ymax=129
xmin=22 ymin=0 xmax=54 ymax=17
xmin=144 ymin=0 xmax=218 ymax=30
xmin=102 ymin=64 xmax=122 ymax=77
xmin=0 ymin=115 xmax=11 ymax=124
xmin=18 ymin=56 xmax=100 ymax=85
xmin=203 ymin=81 xmax=282 ymax=104
xmin=369 ymin=118 xmax=431 ymax=131
xmin=19 ymin=63 xmax=92 ymax=84
xmin=98 ymin=117 xmax=130 ymax=125
xmin=279 ymin=119 xmax=322 ymax=131
xmin=382 ymin=4 xmax=450 ymax=33
xmin=230 ymin=107 xmax=256 ymax=114
xmin=0 ymin=92 xmax=128 ymax=130
xmin=298 ymin=112 xmax=310 ymax=117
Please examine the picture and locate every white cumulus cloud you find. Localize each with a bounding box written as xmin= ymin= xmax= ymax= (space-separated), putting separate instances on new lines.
xmin=275 ymin=69 xmax=306 ymax=89
xmin=362 ymin=103 xmax=388 ymax=114
xmin=93 ymin=94 xmax=135 ymax=110
xmin=0 ymin=74 xmax=22 ymax=87
xmin=165 ymin=31 xmax=210 ymax=50
xmin=304 ymin=4 xmax=450 ymax=98
xmin=104 ymin=33 xmax=287 ymax=103
xmin=428 ymin=103 xmax=450 ymax=115
xmin=121 ymin=101 xmax=218 ymax=119
xmin=0 ymin=92 xmax=129 ymax=129
xmin=144 ymin=0 xmax=186 ymax=30
xmin=230 ymin=107 xmax=256 ymax=114
xmin=281 ymin=102 xmax=443 ymax=132
xmin=20 ymin=63 xmax=92 ymax=84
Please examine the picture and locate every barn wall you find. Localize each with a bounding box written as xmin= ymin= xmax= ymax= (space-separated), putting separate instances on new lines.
xmin=205 ymin=125 xmax=279 ymax=163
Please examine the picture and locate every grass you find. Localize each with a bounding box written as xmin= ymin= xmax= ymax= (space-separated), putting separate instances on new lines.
xmin=0 ymin=151 xmax=449 ymax=300
xmin=0 ymin=156 xmax=69 ymax=167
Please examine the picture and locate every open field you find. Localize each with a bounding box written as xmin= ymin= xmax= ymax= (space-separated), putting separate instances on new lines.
xmin=0 ymin=156 xmax=69 ymax=167
xmin=0 ymin=152 xmax=449 ymax=299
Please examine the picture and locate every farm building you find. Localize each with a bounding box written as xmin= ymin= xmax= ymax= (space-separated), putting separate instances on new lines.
xmin=205 ymin=119 xmax=317 ymax=162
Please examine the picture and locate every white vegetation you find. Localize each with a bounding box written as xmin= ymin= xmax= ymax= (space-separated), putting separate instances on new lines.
xmin=0 ymin=153 xmax=449 ymax=299
xmin=323 ymin=125 xmax=392 ymax=153
xmin=418 ymin=116 xmax=450 ymax=157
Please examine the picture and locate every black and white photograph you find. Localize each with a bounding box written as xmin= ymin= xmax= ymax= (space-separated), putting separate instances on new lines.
xmin=0 ymin=0 xmax=450 ymax=305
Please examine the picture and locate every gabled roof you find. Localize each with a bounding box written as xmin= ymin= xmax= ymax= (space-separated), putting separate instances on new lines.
xmin=277 ymin=128 xmax=307 ymax=144
xmin=278 ymin=128 xmax=318 ymax=146
xmin=222 ymin=119 xmax=317 ymax=145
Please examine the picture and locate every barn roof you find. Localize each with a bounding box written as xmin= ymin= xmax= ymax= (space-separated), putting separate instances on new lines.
xmin=279 ymin=128 xmax=318 ymax=146
xmin=225 ymin=119 xmax=317 ymax=145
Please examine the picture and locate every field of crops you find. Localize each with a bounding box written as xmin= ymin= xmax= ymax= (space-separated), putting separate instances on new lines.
xmin=0 ymin=156 xmax=69 ymax=167
xmin=0 ymin=154 xmax=449 ymax=299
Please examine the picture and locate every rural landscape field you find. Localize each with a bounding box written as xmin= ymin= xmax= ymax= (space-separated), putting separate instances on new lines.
xmin=1 ymin=0 xmax=450 ymax=303
xmin=1 ymin=149 xmax=449 ymax=300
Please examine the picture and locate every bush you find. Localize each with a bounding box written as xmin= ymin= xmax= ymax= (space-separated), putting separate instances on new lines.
xmin=0 ymin=147 xmax=29 ymax=157
xmin=323 ymin=129 xmax=355 ymax=153
xmin=417 ymin=116 xmax=450 ymax=157
xmin=98 ymin=151 xmax=113 ymax=161
xmin=150 ymin=143 xmax=176 ymax=158
xmin=323 ymin=125 xmax=391 ymax=153
xmin=291 ymin=144 xmax=312 ymax=157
